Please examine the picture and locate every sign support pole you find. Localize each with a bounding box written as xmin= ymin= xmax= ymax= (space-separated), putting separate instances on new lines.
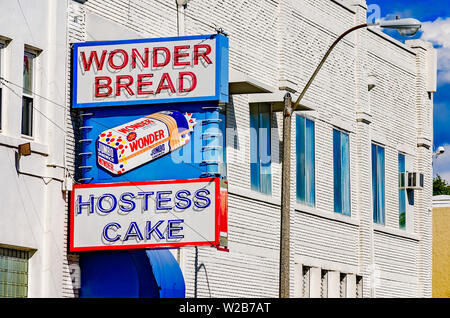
xmin=279 ymin=92 xmax=292 ymax=298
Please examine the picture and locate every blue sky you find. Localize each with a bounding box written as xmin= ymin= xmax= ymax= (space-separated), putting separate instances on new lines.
xmin=366 ymin=0 xmax=450 ymax=182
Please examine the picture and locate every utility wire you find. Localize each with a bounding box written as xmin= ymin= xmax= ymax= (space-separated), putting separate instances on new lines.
xmin=4 ymin=0 xmax=226 ymax=248
xmin=2 ymin=0 xmax=222 ymax=258
xmin=0 ymin=76 xmax=220 ymax=248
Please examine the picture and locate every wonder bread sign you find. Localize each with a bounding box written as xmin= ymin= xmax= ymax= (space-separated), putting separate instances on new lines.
xmin=72 ymin=34 xmax=229 ymax=108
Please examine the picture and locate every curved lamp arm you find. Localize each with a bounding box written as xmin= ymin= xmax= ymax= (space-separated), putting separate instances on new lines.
xmin=292 ymin=23 xmax=369 ymax=110
xmin=292 ymin=17 xmax=421 ymax=110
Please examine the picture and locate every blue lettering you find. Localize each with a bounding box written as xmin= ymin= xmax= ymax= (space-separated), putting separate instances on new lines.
xmin=167 ymin=219 xmax=184 ymax=240
xmin=123 ymin=222 xmax=144 ymax=241
xmin=156 ymin=191 xmax=172 ymax=211
xmin=137 ymin=191 xmax=154 ymax=211
xmin=174 ymin=190 xmax=191 ymax=210
xmin=102 ymin=222 xmax=121 ymax=242
xmin=194 ymin=189 xmax=211 ymax=209
xmin=146 ymin=220 xmax=165 ymax=240
xmin=77 ymin=194 xmax=94 ymax=214
xmin=119 ymin=192 xmax=136 ymax=212
xmin=97 ymin=193 xmax=117 ymax=213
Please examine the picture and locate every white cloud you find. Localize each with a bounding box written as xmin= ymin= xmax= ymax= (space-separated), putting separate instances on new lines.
xmin=421 ymin=18 xmax=450 ymax=47
xmin=420 ymin=17 xmax=450 ymax=86
xmin=433 ymin=144 xmax=450 ymax=183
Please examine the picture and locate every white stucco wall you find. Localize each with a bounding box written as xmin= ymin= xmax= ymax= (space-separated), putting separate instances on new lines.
xmin=0 ymin=0 xmax=69 ymax=297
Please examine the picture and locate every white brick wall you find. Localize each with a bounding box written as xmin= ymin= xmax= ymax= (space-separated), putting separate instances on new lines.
xmin=64 ymin=0 xmax=435 ymax=298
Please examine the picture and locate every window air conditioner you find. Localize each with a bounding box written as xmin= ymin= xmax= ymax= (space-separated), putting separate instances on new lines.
xmin=406 ymin=172 xmax=424 ymax=190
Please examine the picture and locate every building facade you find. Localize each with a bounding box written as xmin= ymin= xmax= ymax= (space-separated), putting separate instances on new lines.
xmin=432 ymin=195 xmax=450 ymax=298
xmin=0 ymin=0 xmax=70 ymax=297
xmin=0 ymin=0 xmax=436 ymax=298
xmin=64 ymin=0 xmax=436 ymax=298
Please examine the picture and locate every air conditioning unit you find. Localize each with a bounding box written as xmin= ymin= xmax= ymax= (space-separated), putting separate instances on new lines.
xmin=406 ymin=172 xmax=424 ymax=190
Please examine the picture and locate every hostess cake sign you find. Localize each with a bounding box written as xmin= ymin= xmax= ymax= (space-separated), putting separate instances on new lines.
xmin=69 ymin=178 xmax=228 ymax=251
xmin=97 ymin=110 xmax=196 ymax=175
xmin=72 ymin=34 xmax=229 ymax=108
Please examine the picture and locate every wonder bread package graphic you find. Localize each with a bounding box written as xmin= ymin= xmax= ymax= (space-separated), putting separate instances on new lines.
xmin=97 ymin=110 xmax=196 ymax=175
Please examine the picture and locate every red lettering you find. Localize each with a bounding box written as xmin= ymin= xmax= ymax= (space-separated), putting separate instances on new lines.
xmin=153 ymin=47 xmax=170 ymax=67
xmin=158 ymin=129 xmax=165 ymax=140
xmin=99 ymin=158 xmax=113 ymax=170
xmin=116 ymin=75 xmax=134 ymax=96
xmin=137 ymin=74 xmax=154 ymax=95
xmin=141 ymin=135 xmax=149 ymax=147
xmin=128 ymin=130 xmax=166 ymax=153
xmin=179 ymin=71 xmax=197 ymax=93
xmin=81 ymin=50 xmax=108 ymax=72
xmin=95 ymin=76 xmax=113 ymax=97
xmin=108 ymin=49 xmax=129 ymax=70
xmin=155 ymin=73 xmax=176 ymax=94
xmin=174 ymin=45 xmax=191 ymax=66
xmin=130 ymin=140 xmax=139 ymax=152
xmin=194 ymin=44 xmax=212 ymax=65
xmin=131 ymin=48 xmax=149 ymax=69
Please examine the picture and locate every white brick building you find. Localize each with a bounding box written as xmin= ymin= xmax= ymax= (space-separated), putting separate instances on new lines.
xmin=0 ymin=0 xmax=434 ymax=298
xmin=61 ymin=0 xmax=436 ymax=298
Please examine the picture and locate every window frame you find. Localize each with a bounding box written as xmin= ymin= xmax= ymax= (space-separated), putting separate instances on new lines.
xmin=250 ymin=103 xmax=272 ymax=195
xmin=372 ymin=143 xmax=386 ymax=225
xmin=333 ymin=128 xmax=351 ymax=216
xmin=0 ymin=40 xmax=4 ymax=131
xmin=0 ymin=247 xmax=29 ymax=298
xmin=296 ymin=115 xmax=316 ymax=207
xmin=21 ymin=50 xmax=36 ymax=137
xmin=398 ymin=153 xmax=407 ymax=229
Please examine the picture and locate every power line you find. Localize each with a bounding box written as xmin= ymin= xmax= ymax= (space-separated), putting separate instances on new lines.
xmin=0 ymin=79 xmax=67 ymax=134
xmin=0 ymin=76 xmax=220 ymax=248
xmin=4 ymin=0 xmax=223 ymax=253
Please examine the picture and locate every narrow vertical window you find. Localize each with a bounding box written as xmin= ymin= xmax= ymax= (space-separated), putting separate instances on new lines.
xmin=296 ymin=116 xmax=315 ymax=206
xmin=320 ymin=269 xmax=328 ymax=298
xmin=339 ymin=273 xmax=347 ymax=298
xmin=356 ymin=275 xmax=363 ymax=298
xmin=22 ymin=51 xmax=35 ymax=137
xmin=333 ymin=129 xmax=351 ymax=215
xmin=372 ymin=143 xmax=385 ymax=224
xmin=250 ymin=103 xmax=271 ymax=195
xmin=0 ymin=40 xmax=4 ymax=130
xmin=302 ymin=266 xmax=311 ymax=298
xmin=218 ymin=107 xmax=227 ymax=177
xmin=398 ymin=153 xmax=406 ymax=229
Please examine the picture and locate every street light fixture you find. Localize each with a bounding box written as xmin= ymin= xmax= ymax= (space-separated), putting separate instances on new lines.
xmin=279 ymin=18 xmax=422 ymax=298
xmin=376 ymin=18 xmax=422 ymax=37
xmin=433 ymin=146 xmax=445 ymax=159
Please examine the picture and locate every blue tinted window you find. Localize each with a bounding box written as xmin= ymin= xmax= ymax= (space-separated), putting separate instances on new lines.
xmin=250 ymin=103 xmax=271 ymax=195
xmin=333 ymin=129 xmax=351 ymax=215
xmin=372 ymin=144 xmax=385 ymax=224
xmin=296 ymin=116 xmax=315 ymax=206
xmin=398 ymin=153 xmax=406 ymax=229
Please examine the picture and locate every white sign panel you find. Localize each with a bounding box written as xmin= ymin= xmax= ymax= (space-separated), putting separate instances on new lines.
xmin=72 ymin=34 xmax=229 ymax=108
xmin=70 ymin=178 xmax=222 ymax=251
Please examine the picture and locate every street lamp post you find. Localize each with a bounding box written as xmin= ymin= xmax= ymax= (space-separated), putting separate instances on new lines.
xmin=279 ymin=18 xmax=422 ymax=298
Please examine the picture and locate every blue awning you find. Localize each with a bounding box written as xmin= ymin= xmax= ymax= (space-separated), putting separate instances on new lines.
xmin=80 ymin=249 xmax=185 ymax=298
xmin=146 ymin=249 xmax=185 ymax=298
